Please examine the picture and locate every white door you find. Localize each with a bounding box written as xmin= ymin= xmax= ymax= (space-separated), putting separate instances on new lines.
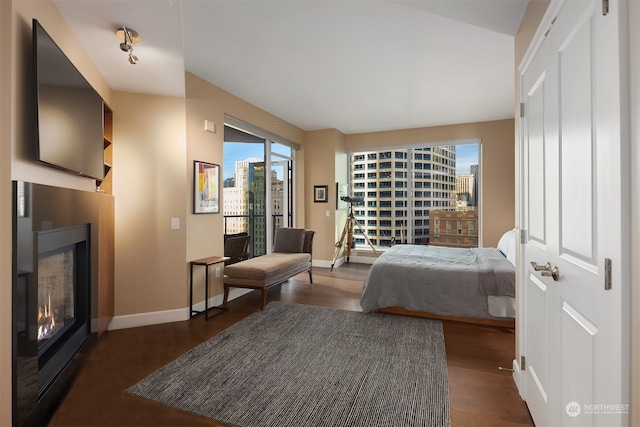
xmin=520 ymin=0 xmax=628 ymax=425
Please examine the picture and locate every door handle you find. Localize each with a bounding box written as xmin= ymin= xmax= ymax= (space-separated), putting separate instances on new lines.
xmin=531 ymin=261 xmax=551 ymax=271
xmin=530 ymin=261 xmax=560 ymax=281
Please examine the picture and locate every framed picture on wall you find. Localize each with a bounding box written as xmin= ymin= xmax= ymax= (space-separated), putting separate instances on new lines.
xmin=314 ymin=185 xmax=328 ymax=203
xmin=194 ymin=160 xmax=220 ymax=214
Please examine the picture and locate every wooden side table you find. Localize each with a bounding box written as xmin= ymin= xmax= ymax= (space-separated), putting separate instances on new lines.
xmin=189 ymin=256 xmax=230 ymax=320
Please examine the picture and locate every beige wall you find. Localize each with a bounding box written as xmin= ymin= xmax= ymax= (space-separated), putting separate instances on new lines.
xmin=345 ymin=119 xmax=516 ymax=247
xmin=304 ymin=129 xmax=345 ymax=262
xmin=112 ymin=92 xmax=188 ymax=315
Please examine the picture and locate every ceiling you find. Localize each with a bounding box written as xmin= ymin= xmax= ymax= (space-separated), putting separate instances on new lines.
xmin=53 ymin=0 xmax=528 ymax=135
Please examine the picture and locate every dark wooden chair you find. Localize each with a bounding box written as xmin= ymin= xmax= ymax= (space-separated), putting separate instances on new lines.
xmin=224 ymin=233 xmax=250 ymax=266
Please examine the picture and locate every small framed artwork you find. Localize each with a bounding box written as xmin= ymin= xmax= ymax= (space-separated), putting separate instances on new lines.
xmin=194 ymin=160 xmax=220 ymax=214
xmin=314 ymin=185 xmax=328 ymax=203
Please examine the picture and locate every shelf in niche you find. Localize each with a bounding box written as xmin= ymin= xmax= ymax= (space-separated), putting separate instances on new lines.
xmin=97 ymin=104 xmax=113 ymax=195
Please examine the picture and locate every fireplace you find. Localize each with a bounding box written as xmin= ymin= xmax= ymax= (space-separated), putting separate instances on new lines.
xmin=13 ymin=182 xmax=100 ymax=426
xmin=36 ymin=225 xmax=90 ymax=396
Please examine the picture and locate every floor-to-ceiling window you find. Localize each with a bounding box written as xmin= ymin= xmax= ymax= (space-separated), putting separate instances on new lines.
xmin=348 ymin=141 xmax=480 ymax=249
xmin=222 ymin=118 xmax=296 ymax=257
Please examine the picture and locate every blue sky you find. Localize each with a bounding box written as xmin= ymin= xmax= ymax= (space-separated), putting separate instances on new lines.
xmin=455 ymin=144 xmax=479 ymax=174
xmin=223 ymin=142 xmax=479 ymax=179
xmin=223 ymin=142 xmax=264 ymax=180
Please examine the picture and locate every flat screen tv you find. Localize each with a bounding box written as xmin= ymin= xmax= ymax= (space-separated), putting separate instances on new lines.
xmin=33 ymin=19 xmax=104 ymax=180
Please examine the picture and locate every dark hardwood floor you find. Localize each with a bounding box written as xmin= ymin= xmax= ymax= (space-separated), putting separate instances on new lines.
xmin=48 ymin=263 xmax=533 ymax=427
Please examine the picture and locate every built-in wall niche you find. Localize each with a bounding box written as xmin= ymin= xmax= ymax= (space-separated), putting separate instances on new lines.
xmin=97 ymin=105 xmax=113 ymax=194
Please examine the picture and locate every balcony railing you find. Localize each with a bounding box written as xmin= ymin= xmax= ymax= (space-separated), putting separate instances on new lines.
xmin=223 ymin=214 xmax=289 ymax=257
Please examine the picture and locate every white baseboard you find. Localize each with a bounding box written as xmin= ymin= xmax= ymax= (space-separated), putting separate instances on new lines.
xmin=512 ymin=358 xmax=526 ymax=399
xmin=107 ymin=288 xmax=252 ymax=331
xmin=313 ymin=258 xmax=343 ymax=269
xmin=107 ymin=306 xmax=186 ymax=331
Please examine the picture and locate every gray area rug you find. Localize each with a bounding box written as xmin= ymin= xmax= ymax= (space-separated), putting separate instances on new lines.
xmin=126 ymin=302 xmax=450 ymax=427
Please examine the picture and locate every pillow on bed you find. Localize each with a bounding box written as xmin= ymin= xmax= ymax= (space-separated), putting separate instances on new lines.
xmin=497 ymin=230 xmax=516 ymax=266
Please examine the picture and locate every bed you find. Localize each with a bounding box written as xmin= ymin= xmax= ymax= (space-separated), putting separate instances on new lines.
xmin=360 ymin=230 xmax=516 ymax=326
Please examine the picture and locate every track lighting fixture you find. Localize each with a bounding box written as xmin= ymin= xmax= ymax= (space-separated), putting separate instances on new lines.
xmin=116 ymin=27 xmax=140 ymax=65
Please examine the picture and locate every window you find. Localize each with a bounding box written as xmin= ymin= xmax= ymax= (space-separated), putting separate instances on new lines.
xmin=348 ymin=143 xmax=480 ymax=248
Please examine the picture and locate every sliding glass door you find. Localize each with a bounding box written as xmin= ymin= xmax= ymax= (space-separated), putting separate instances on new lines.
xmin=223 ymin=120 xmax=296 ymax=257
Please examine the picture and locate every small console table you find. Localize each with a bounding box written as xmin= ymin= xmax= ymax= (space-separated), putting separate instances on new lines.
xmin=189 ymin=256 xmax=230 ymax=320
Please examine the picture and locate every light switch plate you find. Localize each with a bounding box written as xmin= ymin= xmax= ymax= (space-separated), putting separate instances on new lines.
xmin=171 ymin=218 xmax=180 ymax=229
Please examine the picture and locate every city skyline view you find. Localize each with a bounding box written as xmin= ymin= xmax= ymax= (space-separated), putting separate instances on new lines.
xmin=223 ymin=142 xmax=479 ymax=180
xmin=222 ymin=141 xmax=480 ymax=249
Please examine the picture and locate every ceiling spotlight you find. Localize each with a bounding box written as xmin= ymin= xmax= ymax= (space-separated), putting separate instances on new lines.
xmin=116 ymin=27 xmax=141 ymax=65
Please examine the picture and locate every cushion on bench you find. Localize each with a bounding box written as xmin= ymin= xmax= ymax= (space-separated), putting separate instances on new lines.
xmin=272 ymin=228 xmax=306 ymax=253
xmin=224 ymin=253 xmax=311 ymax=281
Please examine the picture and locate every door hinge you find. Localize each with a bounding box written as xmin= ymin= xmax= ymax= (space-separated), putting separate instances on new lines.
xmin=603 ymin=0 xmax=609 ymax=16
xmin=543 ymin=17 xmax=557 ymax=37
xmin=520 ymin=355 xmax=526 ymax=370
xmin=520 ymin=103 xmax=525 ymax=118
xmin=605 ymin=258 xmax=612 ymax=290
xmin=520 ymin=229 xmax=527 ymax=244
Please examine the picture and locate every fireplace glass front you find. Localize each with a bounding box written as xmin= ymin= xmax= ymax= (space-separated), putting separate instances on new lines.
xmin=38 ymin=248 xmax=76 ymax=352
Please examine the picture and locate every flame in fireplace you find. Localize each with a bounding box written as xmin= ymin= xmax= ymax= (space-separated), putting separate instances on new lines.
xmin=37 ymin=292 xmax=56 ymax=341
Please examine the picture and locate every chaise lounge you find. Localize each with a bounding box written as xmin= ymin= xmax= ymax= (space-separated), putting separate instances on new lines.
xmin=223 ymin=228 xmax=315 ymax=310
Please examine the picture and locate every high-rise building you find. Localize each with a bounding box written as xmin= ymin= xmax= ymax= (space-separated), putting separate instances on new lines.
xmin=349 ymin=146 xmax=457 ymax=247
xmin=455 ymin=173 xmax=475 ymax=205
xmin=470 ymin=164 xmax=479 ymax=205
xmin=223 ymin=158 xmax=283 ymax=256
xmin=223 ymin=158 xmax=260 ymax=235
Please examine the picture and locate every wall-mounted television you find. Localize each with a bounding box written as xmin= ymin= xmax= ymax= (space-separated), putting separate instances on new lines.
xmin=33 ymin=19 xmax=105 ymax=180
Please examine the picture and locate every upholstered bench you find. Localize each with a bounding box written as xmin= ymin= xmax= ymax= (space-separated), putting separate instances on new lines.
xmin=223 ymin=228 xmax=314 ymax=310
